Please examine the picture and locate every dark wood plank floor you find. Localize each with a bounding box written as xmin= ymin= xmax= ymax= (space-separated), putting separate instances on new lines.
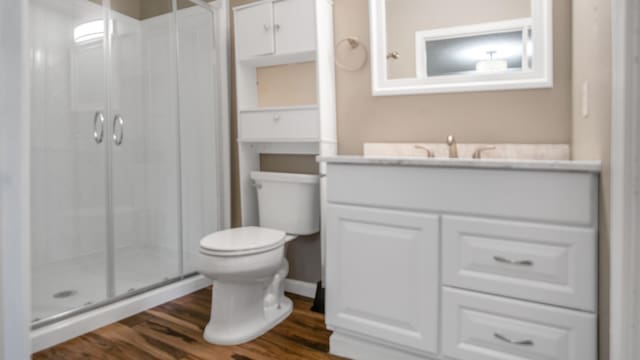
xmin=34 ymin=287 xmax=345 ymax=360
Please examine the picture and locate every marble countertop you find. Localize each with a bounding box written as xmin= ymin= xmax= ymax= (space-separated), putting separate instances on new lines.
xmin=317 ymin=155 xmax=602 ymax=173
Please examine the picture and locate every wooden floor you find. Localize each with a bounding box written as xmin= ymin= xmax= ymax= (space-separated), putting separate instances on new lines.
xmin=34 ymin=288 xmax=345 ymax=360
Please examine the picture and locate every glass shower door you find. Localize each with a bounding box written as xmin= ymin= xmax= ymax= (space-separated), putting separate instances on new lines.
xmin=30 ymin=0 xmax=109 ymax=322
xmin=107 ymin=0 xmax=183 ymax=296
xmin=176 ymin=1 xmax=221 ymax=274
xmin=30 ymin=0 xmax=224 ymax=326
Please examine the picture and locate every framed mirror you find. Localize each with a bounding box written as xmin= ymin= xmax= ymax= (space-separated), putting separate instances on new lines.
xmin=369 ymin=0 xmax=553 ymax=96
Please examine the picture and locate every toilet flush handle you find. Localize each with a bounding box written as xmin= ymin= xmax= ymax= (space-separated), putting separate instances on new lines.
xmin=251 ymin=179 xmax=262 ymax=189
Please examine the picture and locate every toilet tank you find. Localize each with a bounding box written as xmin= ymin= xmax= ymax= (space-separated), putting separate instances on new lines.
xmin=250 ymin=171 xmax=320 ymax=235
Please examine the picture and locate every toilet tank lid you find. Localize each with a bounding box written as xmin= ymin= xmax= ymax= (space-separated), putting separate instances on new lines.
xmin=250 ymin=171 xmax=320 ymax=184
xmin=200 ymin=227 xmax=286 ymax=252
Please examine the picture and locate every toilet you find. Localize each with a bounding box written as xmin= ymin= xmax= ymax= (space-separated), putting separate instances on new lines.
xmin=197 ymin=171 xmax=320 ymax=345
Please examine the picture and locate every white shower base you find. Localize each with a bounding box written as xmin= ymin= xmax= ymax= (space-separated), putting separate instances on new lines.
xmin=31 ymin=245 xmax=197 ymax=322
xmin=31 ymin=274 xmax=210 ymax=353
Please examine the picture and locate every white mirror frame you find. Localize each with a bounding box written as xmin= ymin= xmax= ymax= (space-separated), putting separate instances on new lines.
xmin=369 ymin=0 xmax=553 ymax=96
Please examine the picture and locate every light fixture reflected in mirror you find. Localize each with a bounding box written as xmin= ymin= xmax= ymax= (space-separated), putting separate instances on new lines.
xmin=73 ymin=20 xmax=113 ymax=44
xmin=476 ymin=51 xmax=508 ymax=72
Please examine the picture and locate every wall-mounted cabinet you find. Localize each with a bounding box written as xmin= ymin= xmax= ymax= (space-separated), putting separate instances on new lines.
xmin=235 ymin=0 xmax=318 ymax=67
xmin=235 ymin=0 xmax=317 ymax=63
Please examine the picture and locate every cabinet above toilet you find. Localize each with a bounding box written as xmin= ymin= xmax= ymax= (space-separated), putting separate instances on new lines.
xmin=234 ymin=0 xmax=317 ymax=65
xmin=232 ymin=0 xmax=336 ymax=227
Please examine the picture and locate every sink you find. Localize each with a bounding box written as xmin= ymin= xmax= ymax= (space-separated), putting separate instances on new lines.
xmin=363 ymin=143 xmax=570 ymax=161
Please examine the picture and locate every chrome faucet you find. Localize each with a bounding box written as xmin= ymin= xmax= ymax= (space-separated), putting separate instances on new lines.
xmin=446 ymin=135 xmax=458 ymax=158
xmin=472 ymin=146 xmax=497 ymax=159
xmin=414 ymin=144 xmax=435 ymax=158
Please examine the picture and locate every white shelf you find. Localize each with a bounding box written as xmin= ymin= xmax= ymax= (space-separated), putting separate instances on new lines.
xmin=237 ymin=51 xmax=316 ymax=67
xmin=237 ymin=138 xmax=323 ymax=143
xmin=239 ymin=104 xmax=318 ymax=113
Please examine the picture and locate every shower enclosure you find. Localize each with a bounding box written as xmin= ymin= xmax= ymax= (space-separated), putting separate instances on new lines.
xmin=29 ymin=0 xmax=228 ymax=327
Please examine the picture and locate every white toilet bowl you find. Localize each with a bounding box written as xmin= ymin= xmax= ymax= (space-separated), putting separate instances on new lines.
xmin=197 ymin=172 xmax=320 ymax=345
xmin=198 ymin=227 xmax=291 ymax=345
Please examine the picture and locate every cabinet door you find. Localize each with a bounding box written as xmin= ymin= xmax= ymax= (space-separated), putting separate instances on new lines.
xmin=326 ymin=205 xmax=439 ymax=355
xmin=274 ymin=0 xmax=316 ymax=55
xmin=234 ymin=2 xmax=275 ymax=59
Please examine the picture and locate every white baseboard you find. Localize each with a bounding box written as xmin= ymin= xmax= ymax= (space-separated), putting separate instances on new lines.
xmin=284 ymin=278 xmax=317 ymax=299
xmin=31 ymin=275 xmax=212 ymax=353
xmin=330 ymin=332 xmax=436 ymax=360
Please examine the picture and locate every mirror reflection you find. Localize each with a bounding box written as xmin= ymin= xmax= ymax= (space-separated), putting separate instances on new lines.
xmin=385 ymin=0 xmax=533 ymax=80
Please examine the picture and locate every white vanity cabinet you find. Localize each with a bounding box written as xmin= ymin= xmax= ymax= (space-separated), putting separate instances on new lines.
xmin=322 ymin=157 xmax=601 ymax=360
xmin=234 ymin=0 xmax=316 ymax=61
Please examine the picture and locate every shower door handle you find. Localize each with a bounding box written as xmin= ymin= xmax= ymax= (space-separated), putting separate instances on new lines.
xmin=93 ymin=112 xmax=105 ymax=144
xmin=112 ymin=115 xmax=124 ymax=146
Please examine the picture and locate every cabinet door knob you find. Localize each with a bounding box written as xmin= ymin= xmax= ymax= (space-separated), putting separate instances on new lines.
xmin=274 ymin=24 xmax=281 ymax=31
xmin=263 ymin=24 xmax=271 ymax=31
xmin=273 ymin=114 xmax=281 ymax=121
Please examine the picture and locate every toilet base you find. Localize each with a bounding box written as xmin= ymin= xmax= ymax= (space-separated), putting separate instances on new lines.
xmin=203 ymin=282 xmax=293 ymax=346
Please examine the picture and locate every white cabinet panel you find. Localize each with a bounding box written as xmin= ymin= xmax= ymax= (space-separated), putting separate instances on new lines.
xmin=234 ymin=2 xmax=275 ymax=59
xmin=326 ymin=205 xmax=439 ymax=355
xmin=274 ymin=0 xmax=317 ymax=55
xmin=442 ymin=287 xmax=596 ymax=360
xmin=326 ymin=164 xmax=598 ymax=226
xmin=442 ymin=216 xmax=597 ymax=311
xmin=238 ymin=107 xmax=319 ymax=142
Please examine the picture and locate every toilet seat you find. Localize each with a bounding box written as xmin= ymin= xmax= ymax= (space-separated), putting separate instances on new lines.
xmin=200 ymin=227 xmax=286 ymax=256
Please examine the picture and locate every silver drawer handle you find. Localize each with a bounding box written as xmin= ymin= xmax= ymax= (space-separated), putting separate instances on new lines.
xmin=93 ymin=112 xmax=104 ymax=144
xmin=113 ymin=115 xmax=124 ymax=146
xmin=494 ymin=333 xmax=534 ymax=346
xmin=493 ymin=256 xmax=533 ymax=266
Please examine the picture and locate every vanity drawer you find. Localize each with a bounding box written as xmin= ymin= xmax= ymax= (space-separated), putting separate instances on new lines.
xmin=442 ymin=216 xmax=596 ymax=311
xmin=238 ymin=107 xmax=319 ymax=142
xmin=442 ymin=287 xmax=596 ymax=360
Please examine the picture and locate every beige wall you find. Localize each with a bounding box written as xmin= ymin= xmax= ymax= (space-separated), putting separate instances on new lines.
xmin=140 ymin=0 xmax=199 ymax=19
xmin=230 ymin=0 xmax=254 ymax=228
xmin=91 ymin=0 xmax=198 ymax=20
xmin=90 ymin=0 xmax=141 ymax=19
xmin=572 ymin=0 xmax=612 ymax=359
xmin=386 ymin=0 xmax=531 ymax=79
xmin=334 ymin=0 xmax=572 ymax=155
xmin=257 ymin=62 xmax=317 ymax=107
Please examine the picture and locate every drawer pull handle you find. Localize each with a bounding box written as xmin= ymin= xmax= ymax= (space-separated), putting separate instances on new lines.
xmin=273 ymin=114 xmax=281 ymax=121
xmin=493 ymin=256 xmax=533 ymax=266
xmin=494 ymin=333 xmax=534 ymax=346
